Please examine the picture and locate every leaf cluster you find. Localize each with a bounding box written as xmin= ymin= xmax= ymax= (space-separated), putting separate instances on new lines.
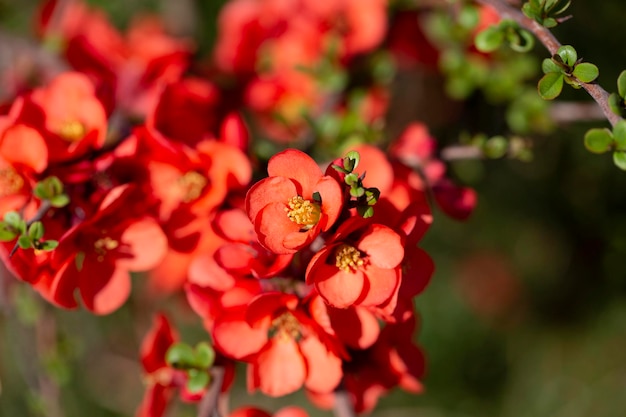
xmin=538 ymin=45 xmax=599 ymax=100
xmin=522 ymin=0 xmax=571 ymax=28
xmin=165 ymin=341 xmax=216 ymax=393
xmin=332 ymin=151 xmax=380 ymax=218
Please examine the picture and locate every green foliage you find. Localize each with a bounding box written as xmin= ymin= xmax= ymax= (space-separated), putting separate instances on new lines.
xmin=165 ymin=341 xmax=216 ymax=394
xmin=537 ymin=45 xmax=599 ymax=99
xmin=522 ymin=0 xmax=572 ymax=27
xmin=474 ymin=20 xmax=534 ymax=54
xmin=608 ymin=70 xmax=626 ymax=117
xmin=34 ymin=176 xmax=70 ymax=208
xmin=583 ymin=120 xmax=626 ymax=170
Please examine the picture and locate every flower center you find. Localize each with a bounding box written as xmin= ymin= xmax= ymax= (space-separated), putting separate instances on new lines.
xmin=178 ymin=171 xmax=207 ymax=203
xmin=94 ymin=236 xmax=119 ymax=261
xmin=285 ymin=196 xmax=320 ymax=229
xmin=335 ymin=244 xmax=364 ymax=273
xmin=0 ymin=168 xmax=24 ymax=197
xmin=269 ymin=312 xmax=302 ymax=341
xmin=58 ymin=120 xmax=86 ymax=142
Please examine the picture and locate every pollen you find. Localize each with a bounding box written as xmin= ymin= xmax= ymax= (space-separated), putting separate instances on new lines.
xmin=269 ymin=312 xmax=302 ymax=341
xmin=58 ymin=120 xmax=86 ymax=142
xmin=0 ymin=168 xmax=24 ymax=197
xmin=178 ymin=171 xmax=207 ymax=202
xmin=285 ymin=196 xmax=320 ymax=229
xmin=335 ymin=244 xmax=365 ymax=273
xmin=94 ymin=236 xmax=119 ymax=261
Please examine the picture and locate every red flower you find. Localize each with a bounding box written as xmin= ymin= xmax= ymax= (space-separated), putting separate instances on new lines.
xmin=47 ymin=186 xmax=168 ymax=314
xmin=246 ymin=149 xmax=343 ymax=254
xmin=229 ymin=406 xmax=309 ymax=417
xmin=212 ymin=292 xmax=343 ymax=397
xmin=306 ymin=218 xmax=404 ymax=309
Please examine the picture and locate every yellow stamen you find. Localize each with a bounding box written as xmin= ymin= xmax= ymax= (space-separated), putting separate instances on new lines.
xmin=269 ymin=312 xmax=302 ymax=341
xmin=178 ymin=171 xmax=207 ymax=202
xmin=335 ymin=244 xmax=364 ymax=273
xmin=0 ymin=168 xmax=24 ymax=197
xmin=58 ymin=121 xmax=86 ymax=142
xmin=285 ymin=196 xmax=320 ymax=229
xmin=94 ymin=237 xmax=119 ymax=261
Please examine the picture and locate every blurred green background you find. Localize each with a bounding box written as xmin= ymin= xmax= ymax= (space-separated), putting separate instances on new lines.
xmin=1 ymin=0 xmax=625 ymax=416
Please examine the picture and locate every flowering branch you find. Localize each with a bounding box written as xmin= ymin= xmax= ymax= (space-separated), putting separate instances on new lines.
xmin=196 ymin=366 xmax=225 ymax=417
xmin=474 ymin=0 xmax=621 ymax=127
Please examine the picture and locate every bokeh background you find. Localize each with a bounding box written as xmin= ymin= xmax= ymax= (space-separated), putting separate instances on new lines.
xmin=1 ymin=1 xmax=625 ymax=416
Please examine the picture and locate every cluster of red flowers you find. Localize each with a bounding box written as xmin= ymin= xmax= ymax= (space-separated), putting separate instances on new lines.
xmin=0 ymin=0 xmax=479 ymax=416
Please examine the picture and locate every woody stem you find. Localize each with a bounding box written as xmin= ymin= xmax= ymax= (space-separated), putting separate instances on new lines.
xmin=197 ymin=366 xmax=225 ymax=417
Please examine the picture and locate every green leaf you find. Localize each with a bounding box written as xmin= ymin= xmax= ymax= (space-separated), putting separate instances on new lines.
xmin=613 ymin=120 xmax=626 ymax=150
xmin=522 ymin=3 xmax=539 ymax=20
xmin=475 ymin=26 xmax=504 ymax=53
xmin=484 ymin=136 xmax=508 ymax=158
xmin=344 ymin=151 xmax=360 ymax=171
xmin=49 ymin=194 xmax=70 ymax=208
xmin=584 ymin=128 xmax=614 ymax=154
xmin=551 ymin=0 xmax=572 ymax=15
xmin=186 ymin=369 xmax=210 ymax=394
xmin=613 ymin=151 xmax=626 ymax=170
xmin=538 ymin=72 xmax=564 ymax=100
xmin=572 ymin=63 xmax=599 ymax=83
xmin=194 ymin=342 xmax=216 ymax=369
xmin=357 ymin=205 xmax=374 ymax=218
xmin=542 ymin=58 xmax=562 ymax=74
xmin=166 ymin=343 xmax=196 ymax=369
xmin=18 ymin=235 xmax=32 ymax=250
xmin=28 ymin=222 xmax=44 ymax=241
xmin=4 ymin=211 xmax=22 ymax=228
xmin=508 ymin=28 xmax=535 ymax=52
xmin=543 ymin=17 xmax=558 ymax=28
xmin=557 ymin=45 xmax=577 ymax=66
xmin=0 ymin=222 xmax=17 ymax=241
xmin=617 ymin=70 xmax=626 ymax=98
xmin=39 ymin=240 xmax=59 ymax=251
xmin=609 ymin=93 xmax=624 ymax=116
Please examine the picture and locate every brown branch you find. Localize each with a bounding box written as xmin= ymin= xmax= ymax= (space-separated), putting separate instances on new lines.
xmin=333 ymin=389 xmax=356 ymax=417
xmin=475 ymin=0 xmax=621 ymax=127
xmin=197 ymin=366 xmax=225 ymax=417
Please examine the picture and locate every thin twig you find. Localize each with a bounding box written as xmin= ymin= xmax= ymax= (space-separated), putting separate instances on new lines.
xmin=475 ymin=0 xmax=621 ymax=127
xmin=196 ymin=366 xmax=225 ymax=417
xmin=333 ymin=389 xmax=356 ymax=417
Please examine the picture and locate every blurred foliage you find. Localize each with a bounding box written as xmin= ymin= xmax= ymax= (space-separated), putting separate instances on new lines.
xmin=0 ymin=0 xmax=626 ymax=416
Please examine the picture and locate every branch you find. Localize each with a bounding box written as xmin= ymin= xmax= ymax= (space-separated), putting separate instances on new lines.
xmin=9 ymin=200 xmax=52 ymax=258
xmin=475 ymin=0 xmax=621 ymax=127
xmin=333 ymin=389 xmax=356 ymax=417
xmin=197 ymin=366 xmax=225 ymax=417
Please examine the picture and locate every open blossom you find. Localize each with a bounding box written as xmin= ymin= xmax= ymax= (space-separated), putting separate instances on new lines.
xmin=212 ymin=292 xmax=344 ymax=397
xmin=246 ymin=149 xmax=343 ymax=254
xmin=306 ymin=218 xmax=404 ymax=309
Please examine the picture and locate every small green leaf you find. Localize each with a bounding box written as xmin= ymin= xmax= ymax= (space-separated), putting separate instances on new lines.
xmin=350 ymin=186 xmax=365 ymax=198
xmin=186 ymin=369 xmax=210 ymax=394
xmin=542 ymin=58 xmax=562 ymax=74
xmin=612 ymin=120 xmax=626 ymax=150
xmin=28 ymin=222 xmax=45 ymax=241
xmin=507 ymin=28 xmax=535 ymax=53
xmin=608 ymin=93 xmax=624 ymax=116
xmin=551 ymin=0 xmax=572 ymax=15
xmin=543 ymin=17 xmax=558 ymax=28
xmin=584 ymin=128 xmax=614 ymax=154
xmin=344 ymin=151 xmax=360 ymax=171
xmin=194 ymin=342 xmax=216 ymax=369
xmin=538 ymin=72 xmax=564 ymax=100
xmin=613 ymin=151 xmax=626 ymax=170
xmin=166 ymin=343 xmax=196 ymax=369
xmin=4 ymin=211 xmax=22 ymax=228
xmin=18 ymin=235 xmax=32 ymax=249
xmin=557 ymin=45 xmax=577 ymax=67
xmin=572 ymin=63 xmax=599 ymax=83
xmin=357 ymin=205 xmax=374 ymax=218
xmin=344 ymin=173 xmax=359 ymax=186
xmin=0 ymin=222 xmax=17 ymax=241
xmin=521 ymin=3 xmax=538 ymax=20
xmin=475 ymin=26 xmax=504 ymax=53
xmin=38 ymin=240 xmax=59 ymax=251
xmin=484 ymin=136 xmax=508 ymax=158
xmin=617 ymin=70 xmax=626 ymax=98
xmin=49 ymin=194 xmax=70 ymax=208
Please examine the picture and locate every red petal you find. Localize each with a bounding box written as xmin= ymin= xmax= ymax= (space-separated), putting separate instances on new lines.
xmin=140 ymin=313 xmax=177 ymax=373
xmin=188 ymin=252 xmax=236 ymax=291
xmin=136 ymin=383 xmax=172 ymax=417
xmin=0 ymin=124 xmax=48 ymax=173
xmin=246 ymin=176 xmax=297 ymax=224
xmin=256 ymin=202 xmax=301 ymax=254
xmin=267 ymin=149 xmax=321 ymax=196
xmin=254 ymin=337 xmax=306 ymax=397
xmin=119 ymin=218 xmax=168 ymax=271
xmin=328 ymin=306 xmax=380 ymax=349
xmin=79 ymin=259 xmax=131 ymax=315
xmin=301 ymin=336 xmax=342 ymax=393
xmin=275 ymin=406 xmax=310 ymax=417
xmin=213 ymin=309 xmax=268 ymax=360
xmin=229 ymin=407 xmax=272 ymax=417
xmin=315 ymin=266 xmax=365 ymax=308
xmin=357 ymin=225 xmax=403 ymax=269
xmin=315 ymin=176 xmax=343 ymax=231
xmin=356 ymin=265 xmax=400 ymax=307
